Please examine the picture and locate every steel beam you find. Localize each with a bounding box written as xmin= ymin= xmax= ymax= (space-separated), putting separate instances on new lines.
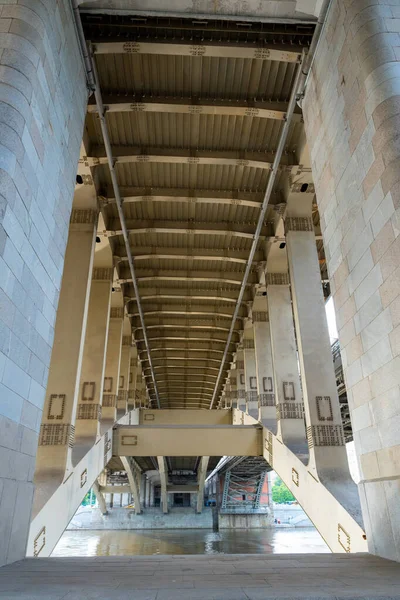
xmin=93 ymin=41 xmax=301 ymax=63
xmin=139 ymin=409 xmax=231 ymax=426
xmin=85 ymin=148 xmax=298 ymax=170
xmin=114 ymin=425 xmax=262 ymax=457
xmin=88 ymin=98 xmax=302 ymax=122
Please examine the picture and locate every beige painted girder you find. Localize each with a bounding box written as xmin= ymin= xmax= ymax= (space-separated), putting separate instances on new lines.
xmin=141 ymin=357 xmax=222 ymax=365
xmin=115 ymin=425 xmax=262 ymax=457
xmin=99 ymin=485 xmax=131 ymax=495
xmin=128 ymin=310 xmax=240 ymax=320
xmin=197 ymin=457 xmax=210 ymax=514
xmin=136 ymin=334 xmax=236 ymax=344
xmin=136 ymin=323 xmax=240 ymax=332
xmin=117 ymin=251 xmax=255 ymax=265
xmin=89 ymin=98 xmax=302 ymax=122
xmin=157 ymin=457 xmax=168 ymax=514
xmin=120 ymin=456 xmax=142 ymax=514
xmin=104 ymin=187 xmax=264 ymax=203
xmin=139 ymin=409 xmax=231 ymax=426
xmin=106 ymin=195 xmax=264 ymax=209
xmin=86 ymin=148 xmax=298 ymax=170
xmin=140 ymin=347 xmax=225 ymax=355
xmin=233 ymin=410 xmax=367 ymax=554
xmin=122 ymin=275 xmax=255 ymax=286
xmin=107 ymin=226 xmax=270 ymax=241
xmin=128 ymin=292 xmax=252 ymax=304
xmin=93 ymin=41 xmax=301 ymax=63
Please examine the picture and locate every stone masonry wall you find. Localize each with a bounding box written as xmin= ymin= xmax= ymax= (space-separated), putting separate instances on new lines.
xmin=303 ymin=0 xmax=400 ymax=560
xmin=0 ymin=1 xmax=87 ymax=565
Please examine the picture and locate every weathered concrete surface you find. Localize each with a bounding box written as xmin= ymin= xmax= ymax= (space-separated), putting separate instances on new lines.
xmin=67 ymin=506 xmax=274 ymax=530
xmin=303 ymin=0 xmax=400 ymax=561
xmin=1 ymin=554 xmax=400 ymax=599
xmin=68 ymin=506 xmax=214 ymax=530
xmin=0 ymin=1 xmax=87 ymax=566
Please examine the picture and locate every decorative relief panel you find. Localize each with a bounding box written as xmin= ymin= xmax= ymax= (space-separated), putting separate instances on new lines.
xmin=47 ymin=394 xmax=66 ymax=420
xmin=249 ymin=376 xmax=257 ymax=390
xmin=119 ymin=375 xmax=125 ymax=389
xmin=246 ymin=390 xmax=258 ymax=402
xmin=82 ymin=382 xmax=95 ymax=401
xmin=283 ymin=381 xmax=295 ymax=401
xmin=103 ymin=394 xmax=117 ymax=408
xmin=121 ymin=435 xmax=138 ymax=446
xmin=253 ymin=311 xmax=268 ymax=322
xmin=103 ymin=377 xmax=113 ymax=393
xmin=307 ymin=425 xmax=344 ymax=448
xmin=236 ymin=361 xmax=244 ymax=370
xmin=284 ymin=216 xmax=314 ymax=233
xmin=316 ymin=396 xmax=333 ymax=421
xmin=237 ymin=389 xmax=246 ymax=399
xmin=263 ymin=377 xmax=273 ymax=393
xmin=39 ymin=424 xmax=74 ymax=447
xmin=277 ymin=402 xmax=304 ymax=420
xmin=122 ymin=336 xmax=132 ymax=346
xmin=33 ymin=527 xmax=46 ymax=557
xmin=243 ymin=339 xmax=255 ymax=349
xmin=292 ymin=468 xmax=299 ymax=487
xmin=110 ymin=307 xmax=123 ymax=319
xmin=77 ymin=403 xmax=101 ymax=420
xmin=266 ymin=272 xmax=290 ymax=286
xmin=70 ymin=209 xmax=97 ymax=224
xmin=92 ymin=267 xmax=113 ymax=281
xmin=259 ymin=393 xmax=275 ymax=407
xmin=240 ymin=374 xmax=245 ymax=386
xmin=265 ymin=431 xmax=273 ymax=467
xmin=80 ymin=469 xmax=87 ymax=488
xmin=338 ymin=524 xmax=351 ymax=553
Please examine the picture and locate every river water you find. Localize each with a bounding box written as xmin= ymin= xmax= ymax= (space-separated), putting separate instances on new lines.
xmin=52 ymin=527 xmax=329 ymax=556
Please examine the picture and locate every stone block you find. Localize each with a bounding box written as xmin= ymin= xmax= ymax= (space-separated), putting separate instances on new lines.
xmin=358 ymin=424 xmax=382 ymax=453
xmin=0 ymin=415 xmax=22 ymax=452
xmin=361 ymin=306 xmax=393 ymax=351
xmin=6 ymin=480 xmax=33 ymax=564
xmin=371 ymin=219 xmax=395 ymax=263
xmin=349 ymin=247 xmax=374 ymax=296
xmin=370 ymin=191 xmax=395 ymax=236
xmin=361 ymin=336 xmax=393 ymax=377
xmin=2 ymin=355 xmax=30 ymax=398
xmin=0 ymin=477 xmax=17 ymax=566
xmin=354 ymin=263 xmax=383 ymax=310
xmin=370 ymin=356 xmax=400 ymax=398
xmin=352 ymin=402 xmax=373 ymax=432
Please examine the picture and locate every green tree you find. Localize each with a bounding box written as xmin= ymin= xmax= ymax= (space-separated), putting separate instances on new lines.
xmin=272 ymin=478 xmax=295 ymax=503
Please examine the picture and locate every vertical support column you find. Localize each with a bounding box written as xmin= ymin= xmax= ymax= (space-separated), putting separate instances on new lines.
xmin=120 ymin=456 xmax=141 ymax=515
xmin=93 ymin=480 xmax=108 ymax=516
xmin=196 ymin=456 xmax=209 ymax=514
xmin=145 ymin=477 xmax=151 ymax=508
xmin=243 ymin=334 xmax=258 ymax=419
xmin=73 ymin=268 xmax=113 ymax=465
xmin=136 ymin=364 xmax=144 ymax=408
xmin=33 ymin=210 xmax=97 ymax=516
xmin=157 ymin=457 xmax=168 ymax=514
xmin=253 ymin=305 xmax=276 ymax=431
xmin=117 ymin=335 xmax=132 ymax=418
xmin=128 ymin=351 xmax=138 ymax=412
xmin=102 ymin=308 xmax=124 ymax=428
xmin=267 ymin=272 xmax=308 ymax=457
xmin=150 ymin=482 xmax=155 ymax=507
xmin=285 ymin=214 xmax=355 ymax=495
xmin=140 ymin=473 xmax=146 ymax=507
xmin=229 ymin=369 xmax=238 ymax=410
xmin=236 ymin=349 xmax=246 ymax=412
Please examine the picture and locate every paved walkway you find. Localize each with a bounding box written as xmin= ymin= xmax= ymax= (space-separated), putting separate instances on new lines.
xmin=0 ymin=554 xmax=399 ymax=599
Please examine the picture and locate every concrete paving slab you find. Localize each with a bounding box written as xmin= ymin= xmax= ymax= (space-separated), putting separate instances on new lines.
xmin=0 ymin=554 xmax=399 ymax=599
